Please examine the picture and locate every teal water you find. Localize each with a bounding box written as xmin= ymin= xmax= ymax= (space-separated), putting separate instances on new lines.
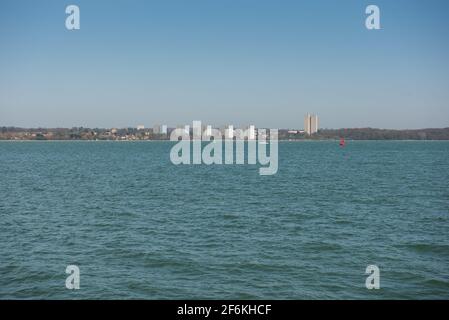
xmin=0 ymin=141 xmax=448 ymax=299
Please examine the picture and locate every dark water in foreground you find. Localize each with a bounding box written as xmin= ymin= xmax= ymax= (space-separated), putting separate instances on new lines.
xmin=0 ymin=141 xmax=448 ymax=299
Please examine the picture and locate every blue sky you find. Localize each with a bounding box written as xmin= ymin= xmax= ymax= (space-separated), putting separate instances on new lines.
xmin=1 ymin=0 xmax=448 ymax=129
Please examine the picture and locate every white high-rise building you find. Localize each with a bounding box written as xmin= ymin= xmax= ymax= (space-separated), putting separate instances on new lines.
xmin=311 ymin=115 xmax=318 ymax=134
xmin=304 ymin=114 xmax=319 ymax=135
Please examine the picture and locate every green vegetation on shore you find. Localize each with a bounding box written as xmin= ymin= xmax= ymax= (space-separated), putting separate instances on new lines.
xmin=1 ymin=126 xmax=449 ymax=140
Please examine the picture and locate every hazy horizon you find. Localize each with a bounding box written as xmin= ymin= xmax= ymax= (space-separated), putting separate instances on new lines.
xmin=1 ymin=0 xmax=449 ymax=129
xmin=2 ymin=124 xmax=449 ymax=131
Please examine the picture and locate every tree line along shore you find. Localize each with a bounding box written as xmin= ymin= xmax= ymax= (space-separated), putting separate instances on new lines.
xmin=1 ymin=127 xmax=449 ymax=141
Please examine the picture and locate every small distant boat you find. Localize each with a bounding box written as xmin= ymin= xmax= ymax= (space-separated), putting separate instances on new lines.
xmin=339 ymin=138 xmax=345 ymax=147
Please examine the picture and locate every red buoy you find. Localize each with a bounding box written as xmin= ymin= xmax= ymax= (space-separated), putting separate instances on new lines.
xmin=339 ymin=138 xmax=345 ymax=147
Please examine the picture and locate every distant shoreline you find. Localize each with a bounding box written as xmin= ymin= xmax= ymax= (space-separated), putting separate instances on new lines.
xmin=1 ymin=139 xmax=449 ymax=142
xmin=1 ymin=127 xmax=449 ymax=141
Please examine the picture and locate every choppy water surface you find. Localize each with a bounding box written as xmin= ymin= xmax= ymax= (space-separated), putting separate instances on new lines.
xmin=0 ymin=141 xmax=448 ymax=299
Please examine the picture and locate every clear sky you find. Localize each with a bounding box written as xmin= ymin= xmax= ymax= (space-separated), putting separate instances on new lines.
xmin=1 ymin=0 xmax=448 ymax=129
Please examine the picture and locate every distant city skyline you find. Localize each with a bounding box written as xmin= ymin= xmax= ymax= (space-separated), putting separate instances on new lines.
xmin=1 ymin=0 xmax=449 ymax=129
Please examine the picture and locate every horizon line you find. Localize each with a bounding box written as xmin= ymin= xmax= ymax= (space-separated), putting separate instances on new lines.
xmin=1 ymin=126 xmax=449 ymax=131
